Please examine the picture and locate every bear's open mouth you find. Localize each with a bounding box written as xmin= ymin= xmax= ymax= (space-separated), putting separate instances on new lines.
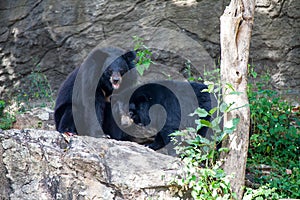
xmin=112 ymin=80 xmax=120 ymax=89
xmin=110 ymin=77 xmax=122 ymax=89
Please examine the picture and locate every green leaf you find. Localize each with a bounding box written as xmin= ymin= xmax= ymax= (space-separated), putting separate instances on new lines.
xmin=218 ymin=147 xmax=229 ymax=153
xmin=200 ymin=119 xmax=211 ymax=128
xmin=143 ymin=62 xmax=151 ymax=70
xmin=196 ymin=123 xmax=203 ymax=131
xmin=214 ymin=87 xmax=221 ymax=93
xmin=190 ymin=108 xmax=209 ymax=118
xmin=136 ymin=65 xmax=144 ymax=76
xmin=228 ymin=91 xmax=243 ymax=95
xmin=209 ymin=107 xmax=217 ymax=115
xmin=211 ymin=116 xmax=222 ymax=128
xmin=220 ymin=102 xmax=228 ymax=113
xmin=207 ymin=83 xmax=214 ymax=93
xmin=188 ymin=77 xmax=195 ymax=81
xmin=217 ymin=131 xmax=228 ymax=142
xmin=255 ymin=197 xmax=264 ymax=200
xmin=228 ymin=103 xmax=249 ymax=112
xmin=225 ymin=83 xmax=235 ymax=91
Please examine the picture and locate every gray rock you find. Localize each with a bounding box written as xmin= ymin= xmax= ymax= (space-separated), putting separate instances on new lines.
xmin=0 ymin=129 xmax=182 ymax=200
xmin=12 ymin=107 xmax=55 ymax=131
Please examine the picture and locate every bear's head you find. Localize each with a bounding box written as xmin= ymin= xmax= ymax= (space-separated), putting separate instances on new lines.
xmin=100 ymin=50 xmax=136 ymax=96
xmin=129 ymin=94 xmax=152 ymax=126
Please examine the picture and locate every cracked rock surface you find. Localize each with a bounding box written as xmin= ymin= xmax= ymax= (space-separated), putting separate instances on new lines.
xmin=0 ymin=129 xmax=181 ymax=200
xmin=0 ymin=0 xmax=299 ymax=101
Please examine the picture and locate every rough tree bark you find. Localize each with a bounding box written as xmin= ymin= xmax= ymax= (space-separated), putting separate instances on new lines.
xmin=220 ymin=0 xmax=255 ymax=199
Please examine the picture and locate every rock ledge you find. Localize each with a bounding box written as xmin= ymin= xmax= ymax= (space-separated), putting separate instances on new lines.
xmin=0 ymin=129 xmax=181 ymax=200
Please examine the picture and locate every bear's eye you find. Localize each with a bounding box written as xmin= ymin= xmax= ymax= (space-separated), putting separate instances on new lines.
xmin=119 ymin=69 xmax=126 ymax=75
xmin=106 ymin=68 xmax=113 ymax=74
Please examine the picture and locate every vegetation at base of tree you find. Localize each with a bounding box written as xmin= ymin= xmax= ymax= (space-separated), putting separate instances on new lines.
xmin=247 ymin=65 xmax=300 ymax=199
xmin=171 ymin=64 xmax=299 ymax=199
xmin=243 ymin=185 xmax=280 ymax=200
xmin=170 ymin=68 xmax=239 ymax=200
xmin=132 ymin=40 xmax=239 ymax=199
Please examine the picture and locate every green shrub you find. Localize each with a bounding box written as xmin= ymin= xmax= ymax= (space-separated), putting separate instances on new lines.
xmin=0 ymin=100 xmax=5 ymax=115
xmin=16 ymin=64 xmax=54 ymax=110
xmin=247 ymin=65 xmax=300 ymax=198
xmin=0 ymin=64 xmax=53 ymax=130
xmin=133 ymin=36 xmax=153 ymax=76
xmin=171 ymin=74 xmax=240 ymax=199
xmin=243 ymin=185 xmax=280 ymax=200
xmin=0 ymin=100 xmax=16 ymax=130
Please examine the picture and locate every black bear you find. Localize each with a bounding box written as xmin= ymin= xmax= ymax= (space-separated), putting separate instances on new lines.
xmin=104 ymin=97 xmax=151 ymax=144
xmin=102 ymin=101 xmax=134 ymax=141
xmin=54 ymin=47 xmax=136 ymax=137
xmin=123 ymin=81 xmax=212 ymax=150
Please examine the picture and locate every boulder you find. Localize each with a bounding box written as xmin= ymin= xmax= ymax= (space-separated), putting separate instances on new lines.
xmin=0 ymin=129 xmax=182 ymax=200
xmin=12 ymin=107 xmax=55 ymax=131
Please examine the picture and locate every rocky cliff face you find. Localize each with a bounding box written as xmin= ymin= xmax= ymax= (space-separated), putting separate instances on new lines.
xmin=253 ymin=0 xmax=299 ymax=93
xmin=0 ymin=0 xmax=299 ymax=102
xmin=0 ymin=129 xmax=182 ymax=200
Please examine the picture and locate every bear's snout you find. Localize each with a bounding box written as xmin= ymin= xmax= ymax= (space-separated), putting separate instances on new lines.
xmin=110 ymin=72 xmax=122 ymax=89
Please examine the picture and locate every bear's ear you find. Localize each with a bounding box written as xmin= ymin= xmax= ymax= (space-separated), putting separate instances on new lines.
xmin=122 ymin=51 xmax=136 ymax=67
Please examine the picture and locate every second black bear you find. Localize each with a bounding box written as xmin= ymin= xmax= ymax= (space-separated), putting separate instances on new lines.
xmin=109 ymin=81 xmax=211 ymax=150
xmin=128 ymin=81 xmax=211 ymax=150
xmin=54 ymin=47 xmax=136 ymax=137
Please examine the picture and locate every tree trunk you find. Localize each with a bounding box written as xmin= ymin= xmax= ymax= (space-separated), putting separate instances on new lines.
xmin=220 ymin=0 xmax=255 ymax=199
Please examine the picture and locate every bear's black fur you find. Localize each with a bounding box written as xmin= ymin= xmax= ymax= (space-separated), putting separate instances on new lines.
xmin=102 ymin=102 xmax=134 ymax=141
xmin=127 ymin=81 xmax=211 ymax=150
xmin=54 ymin=47 xmax=136 ymax=136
